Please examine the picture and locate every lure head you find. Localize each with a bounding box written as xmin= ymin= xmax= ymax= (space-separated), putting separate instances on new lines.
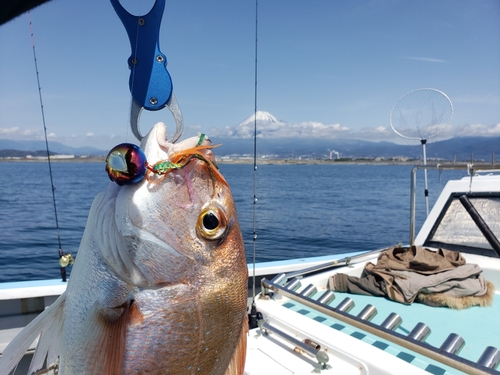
xmin=105 ymin=143 xmax=147 ymax=186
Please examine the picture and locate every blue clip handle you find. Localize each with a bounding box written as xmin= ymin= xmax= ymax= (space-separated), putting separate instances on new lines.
xmin=110 ymin=0 xmax=172 ymax=111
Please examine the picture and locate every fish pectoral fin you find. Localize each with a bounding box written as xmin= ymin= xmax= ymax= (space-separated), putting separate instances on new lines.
xmin=224 ymin=318 xmax=248 ymax=375
xmin=80 ymin=300 xmax=142 ymax=375
xmin=0 ymin=292 xmax=66 ymax=375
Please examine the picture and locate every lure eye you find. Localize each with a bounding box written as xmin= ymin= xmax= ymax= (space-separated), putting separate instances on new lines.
xmin=197 ymin=206 xmax=228 ymax=240
xmin=106 ymin=143 xmax=147 ymax=186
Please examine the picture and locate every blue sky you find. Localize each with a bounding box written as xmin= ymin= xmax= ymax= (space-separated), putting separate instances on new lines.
xmin=1 ymin=0 xmax=499 ymax=150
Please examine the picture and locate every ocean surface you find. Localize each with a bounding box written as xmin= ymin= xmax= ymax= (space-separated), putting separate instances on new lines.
xmin=0 ymin=161 xmax=467 ymax=283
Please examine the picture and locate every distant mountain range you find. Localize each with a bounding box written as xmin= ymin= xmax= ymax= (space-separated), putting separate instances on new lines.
xmin=0 ymin=139 xmax=107 ymax=157
xmin=209 ymin=111 xmax=500 ymax=161
xmin=209 ymin=136 xmax=500 ymax=162
xmin=1 ymin=110 xmax=499 ymax=161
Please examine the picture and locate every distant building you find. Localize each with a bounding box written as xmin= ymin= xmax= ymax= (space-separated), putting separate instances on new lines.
xmin=26 ymin=154 xmax=75 ymax=160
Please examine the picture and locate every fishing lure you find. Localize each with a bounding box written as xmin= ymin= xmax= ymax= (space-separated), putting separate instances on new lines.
xmin=106 ymin=134 xmax=227 ymax=186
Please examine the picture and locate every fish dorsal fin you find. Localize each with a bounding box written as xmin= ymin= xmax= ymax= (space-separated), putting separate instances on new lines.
xmin=0 ymin=292 xmax=66 ymax=375
xmin=224 ymin=319 xmax=248 ymax=375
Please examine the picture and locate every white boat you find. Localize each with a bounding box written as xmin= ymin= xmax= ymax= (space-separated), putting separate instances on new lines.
xmin=1 ymin=163 xmax=500 ymax=374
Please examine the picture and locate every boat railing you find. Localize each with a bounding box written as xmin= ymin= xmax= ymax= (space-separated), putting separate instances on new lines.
xmin=409 ymin=163 xmax=500 ymax=246
xmin=260 ymin=274 xmax=500 ymax=375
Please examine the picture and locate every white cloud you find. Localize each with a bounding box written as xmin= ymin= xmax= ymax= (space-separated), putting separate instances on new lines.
xmin=86 ymin=132 xmax=95 ymax=137
xmin=452 ymin=123 xmax=500 ymax=137
xmin=399 ymin=56 xmax=448 ymax=63
xmin=209 ymin=111 xmax=500 ymax=145
xmin=0 ymin=127 xmax=42 ymax=139
xmin=0 ymin=127 xmax=20 ymax=135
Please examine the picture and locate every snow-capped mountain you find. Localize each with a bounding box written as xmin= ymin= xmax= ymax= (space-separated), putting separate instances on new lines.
xmin=239 ymin=111 xmax=284 ymax=127
xmin=217 ymin=111 xmax=349 ymax=139
xmin=221 ymin=111 xmax=286 ymax=138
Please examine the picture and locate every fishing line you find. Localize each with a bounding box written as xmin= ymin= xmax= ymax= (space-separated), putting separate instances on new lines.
xmin=28 ymin=12 xmax=67 ymax=282
xmin=248 ymin=0 xmax=259 ymax=326
xmin=127 ymin=0 xmax=146 ymax=141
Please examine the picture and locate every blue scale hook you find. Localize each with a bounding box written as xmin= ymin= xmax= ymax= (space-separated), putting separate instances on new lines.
xmin=110 ymin=0 xmax=183 ymax=142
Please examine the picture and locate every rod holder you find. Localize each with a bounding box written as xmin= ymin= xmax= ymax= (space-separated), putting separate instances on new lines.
xmin=380 ymin=313 xmax=402 ymax=331
xmin=477 ymin=346 xmax=500 ymax=369
xmin=439 ymin=333 xmax=464 ymax=355
xmin=317 ymin=290 xmax=335 ymax=305
xmin=285 ymin=277 xmax=302 ymax=291
xmin=408 ymin=323 xmax=431 ymax=342
xmin=300 ymin=284 xmax=317 ymax=298
xmin=336 ymin=297 xmax=354 ymax=313
xmin=271 ymin=273 xmax=287 ymax=285
xmin=356 ymin=304 xmax=377 ymax=321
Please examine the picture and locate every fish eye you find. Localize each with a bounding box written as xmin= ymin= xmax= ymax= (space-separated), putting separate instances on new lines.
xmin=197 ymin=207 xmax=227 ymax=240
xmin=203 ymin=212 xmax=219 ymax=230
xmin=106 ymin=143 xmax=147 ymax=186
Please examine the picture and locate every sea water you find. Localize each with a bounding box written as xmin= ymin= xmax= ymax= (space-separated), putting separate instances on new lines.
xmin=0 ymin=161 xmax=466 ymax=282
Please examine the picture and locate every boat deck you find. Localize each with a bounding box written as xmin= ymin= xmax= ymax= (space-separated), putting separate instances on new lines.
xmin=252 ymin=251 xmax=500 ymax=375
xmin=282 ymin=291 xmax=499 ymax=374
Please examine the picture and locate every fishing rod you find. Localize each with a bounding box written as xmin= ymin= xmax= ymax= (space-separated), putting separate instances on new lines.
xmin=248 ymin=0 xmax=261 ymax=330
xmin=28 ymin=13 xmax=73 ymax=282
xmin=284 ymin=245 xmax=396 ymax=280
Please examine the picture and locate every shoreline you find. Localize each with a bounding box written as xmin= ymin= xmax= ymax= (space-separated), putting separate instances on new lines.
xmin=0 ymin=157 xmax=486 ymax=167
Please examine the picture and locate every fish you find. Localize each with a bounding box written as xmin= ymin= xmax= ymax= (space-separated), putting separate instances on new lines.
xmin=0 ymin=122 xmax=248 ymax=375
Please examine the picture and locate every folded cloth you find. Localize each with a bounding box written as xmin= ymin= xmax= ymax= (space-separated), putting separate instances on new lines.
xmin=367 ymin=245 xmax=465 ymax=274
xmin=329 ymin=246 xmax=494 ymax=309
xmin=391 ymin=264 xmax=487 ymax=302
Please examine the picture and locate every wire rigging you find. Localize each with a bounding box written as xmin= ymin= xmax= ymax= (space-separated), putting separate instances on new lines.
xmin=28 ymin=12 xmax=67 ymax=282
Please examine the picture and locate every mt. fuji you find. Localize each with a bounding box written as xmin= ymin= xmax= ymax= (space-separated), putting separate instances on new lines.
xmin=212 ymin=111 xmax=349 ymax=139
xmin=239 ymin=111 xmax=284 ymax=127
xmin=218 ymin=111 xmax=286 ymax=138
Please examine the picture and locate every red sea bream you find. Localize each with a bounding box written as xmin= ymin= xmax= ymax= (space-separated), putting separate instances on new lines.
xmin=0 ymin=123 xmax=248 ymax=375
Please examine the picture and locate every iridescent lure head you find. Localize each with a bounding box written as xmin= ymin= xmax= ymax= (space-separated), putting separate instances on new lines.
xmin=105 ymin=143 xmax=147 ymax=185
xmin=105 ymin=134 xmax=226 ymax=187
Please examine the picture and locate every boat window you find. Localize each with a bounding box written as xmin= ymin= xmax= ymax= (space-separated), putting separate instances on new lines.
xmin=426 ymin=194 xmax=500 ymax=253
